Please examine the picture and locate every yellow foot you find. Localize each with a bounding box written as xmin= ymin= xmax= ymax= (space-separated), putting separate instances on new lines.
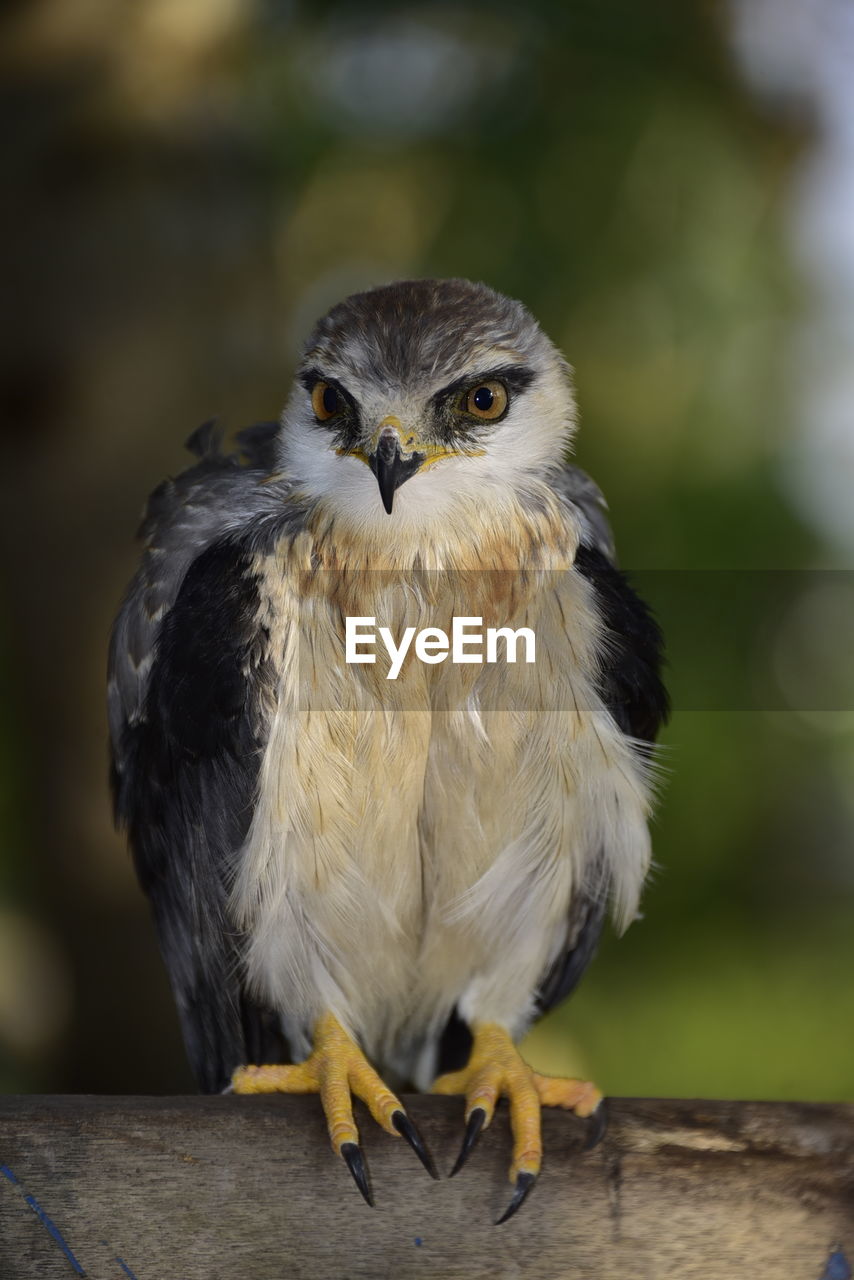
xmin=432 ymin=1022 xmax=606 ymax=1223
xmin=231 ymin=1012 xmax=436 ymax=1204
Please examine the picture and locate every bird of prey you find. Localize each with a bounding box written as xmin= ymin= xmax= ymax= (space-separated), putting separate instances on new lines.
xmin=108 ymin=278 xmax=667 ymax=1222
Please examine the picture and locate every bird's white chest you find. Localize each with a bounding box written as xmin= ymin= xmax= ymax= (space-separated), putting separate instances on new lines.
xmin=230 ymin=540 xmax=653 ymax=1076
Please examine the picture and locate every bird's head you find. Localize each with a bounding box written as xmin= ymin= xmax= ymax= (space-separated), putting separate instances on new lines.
xmin=279 ymin=278 xmax=577 ymax=533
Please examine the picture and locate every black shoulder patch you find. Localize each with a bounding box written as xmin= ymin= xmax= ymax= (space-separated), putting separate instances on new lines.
xmin=149 ymin=540 xmax=270 ymax=760
xmin=574 ymin=542 xmax=669 ymax=743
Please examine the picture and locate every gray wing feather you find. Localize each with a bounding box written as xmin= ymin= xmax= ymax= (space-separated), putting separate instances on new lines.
xmin=107 ymin=421 xmax=285 ymax=760
xmin=553 ymin=463 xmax=617 ymax=563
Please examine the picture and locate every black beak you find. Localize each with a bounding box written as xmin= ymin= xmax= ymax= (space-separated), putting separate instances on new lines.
xmin=368 ymin=432 xmax=425 ymax=515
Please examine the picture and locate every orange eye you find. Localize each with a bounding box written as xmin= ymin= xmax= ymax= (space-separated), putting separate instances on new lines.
xmin=311 ymin=381 xmax=342 ymax=420
xmin=462 ymin=381 xmax=508 ymax=420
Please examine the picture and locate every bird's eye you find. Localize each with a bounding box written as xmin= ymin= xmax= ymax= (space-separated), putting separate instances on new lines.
xmin=311 ymin=381 xmax=343 ymax=421
xmin=462 ymin=381 xmax=508 ymax=420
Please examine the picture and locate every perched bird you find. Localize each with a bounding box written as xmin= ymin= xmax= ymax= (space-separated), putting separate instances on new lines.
xmin=108 ymin=278 xmax=667 ymax=1222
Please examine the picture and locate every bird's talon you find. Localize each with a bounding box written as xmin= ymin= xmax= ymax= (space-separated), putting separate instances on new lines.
xmin=495 ymin=1170 xmax=537 ymax=1225
xmin=341 ymin=1141 xmax=373 ymax=1206
xmin=450 ymin=1106 xmax=487 ymax=1177
xmin=391 ymin=1110 xmax=438 ymax=1179
xmin=583 ymin=1098 xmax=609 ymax=1150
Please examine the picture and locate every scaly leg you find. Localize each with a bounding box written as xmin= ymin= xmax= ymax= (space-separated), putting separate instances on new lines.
xmin=231 ymin=1012 xmax=436 ymax=1204
xmin=432 ymin=1022 xmax=605 ymax=1223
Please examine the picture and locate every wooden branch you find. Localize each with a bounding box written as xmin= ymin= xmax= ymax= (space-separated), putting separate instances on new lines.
xmin=1 ymin=1095 xmax=852 ymax=1278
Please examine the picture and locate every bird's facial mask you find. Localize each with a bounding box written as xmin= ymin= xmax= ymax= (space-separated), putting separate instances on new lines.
xmin=305 ymin=374 xmax=494 ymax=515
xmin=297 ymin=364 xmax=538 ymax=516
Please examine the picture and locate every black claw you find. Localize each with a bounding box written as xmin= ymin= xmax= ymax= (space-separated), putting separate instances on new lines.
xmin=392 ymin=1110 xmax=438 ymax=1179
xmin=450 ymin=1107 xmax=486 ymax=1177
xmin=583 ymin=1098 xmax=609 ymax=1151
xmin=341 ymin=1142 xmax=373 ymax=1207
xmin=495 ymin=1171 xmax=537 ymax=1225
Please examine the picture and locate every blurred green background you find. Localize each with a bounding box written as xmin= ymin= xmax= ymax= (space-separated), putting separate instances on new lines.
xmin=1 ymin=0 xmax=852 ymax=1100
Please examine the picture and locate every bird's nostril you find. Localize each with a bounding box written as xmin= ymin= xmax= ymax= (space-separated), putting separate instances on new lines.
xmin=377 ymin=429 xmax=400 ymax=458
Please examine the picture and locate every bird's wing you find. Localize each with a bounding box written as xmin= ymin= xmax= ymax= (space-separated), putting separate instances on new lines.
xmin=533 ymin=464 xmax=669 ymax=1016
xmin=107 ymin=420 xmax=281 ymax=749
xmin=109 ymin=422 xmax=290 ymax=1090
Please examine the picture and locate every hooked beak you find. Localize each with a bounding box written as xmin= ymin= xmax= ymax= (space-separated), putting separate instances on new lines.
xmin=368 ymin=428 xmax=426 ymax=515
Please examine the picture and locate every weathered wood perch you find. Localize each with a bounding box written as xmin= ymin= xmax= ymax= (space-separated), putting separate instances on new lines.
xmin=1 ymin=1095 xmax=852 ymax=1279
